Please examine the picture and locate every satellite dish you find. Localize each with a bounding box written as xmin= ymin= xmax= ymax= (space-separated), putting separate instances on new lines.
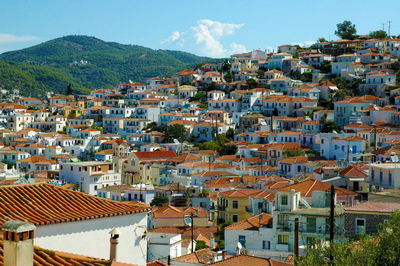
xmin=184 ymin=214 xmax=192 ymax=226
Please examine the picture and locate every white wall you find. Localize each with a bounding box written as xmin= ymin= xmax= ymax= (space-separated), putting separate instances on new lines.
xmin=34 ymin=213 xmax=148 ymax=265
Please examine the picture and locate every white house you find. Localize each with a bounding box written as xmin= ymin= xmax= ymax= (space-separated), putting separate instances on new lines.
xmin=0 ymin=183 xmax=150 ymax=265
xmin=59 ymin=161 xmax=121 ymax=195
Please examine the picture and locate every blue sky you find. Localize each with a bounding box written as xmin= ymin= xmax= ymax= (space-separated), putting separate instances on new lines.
xmin=1 ymin=0 xmax=400 ymax=57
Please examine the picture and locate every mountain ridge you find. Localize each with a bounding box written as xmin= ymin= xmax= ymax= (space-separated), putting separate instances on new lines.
xmin=0 ymin=35 xmax=221 ymax=96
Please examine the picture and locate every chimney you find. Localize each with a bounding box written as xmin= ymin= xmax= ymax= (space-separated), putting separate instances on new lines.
xmin=109 ymin=228 xmax=120 ymax=261
xmin=222 ymin=250 xmax=226 ymax=260
xmin=1 ymin=220 xmax=36 ymax=266
xmin=209 ymin=237 xmax=215 ymax=249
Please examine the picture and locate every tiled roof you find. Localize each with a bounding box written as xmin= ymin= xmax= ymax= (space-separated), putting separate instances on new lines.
xmin=345 ymin=201 xmax=400 ymax=213
xmin=225 ymin=213 xmax=273 ymax=230
xmin=220 ymin=189 xmax=262 ymax=198
xmin=0 ymin=183 xmax=149 ymax=226
xmin=151 ymin=204 xmax=209 ymax=219
xmin=279 ymin=156 xmax=308 ymax=164
xmin=148 ymin=226 xmax=217 ymax=239
xmin=278 ymin=179 xmax=357 ymax=197
xmin=172 ymin=248 xmax=216 ymax=264
xmin=340 ymin=165 xmax=368 ymax=178
xmin=209 ymin=255 xmax=291 ymax=266
xmin=0 ymin=240 xmax=113 ymax=266
xmin=134 ymin=150 xmax=177 ymax=160
xmin=147 ymin=260 xmax=168 ymax=266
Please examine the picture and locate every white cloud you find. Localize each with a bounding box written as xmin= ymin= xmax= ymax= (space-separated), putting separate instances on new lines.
xmin=292 ymin=40 xmax=315 ymax=48
xmin=229 ymin=43 xmax=247 ymax=54
xmin=191 ymin=19 xmax=244 ymax=57
xmin=161 ymin=31 xmax=184 ymax=45
xmin=0 ymin=33 xmax=41 ymax=44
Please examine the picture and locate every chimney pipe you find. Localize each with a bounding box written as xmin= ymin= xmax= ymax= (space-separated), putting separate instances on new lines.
xmin=1 ymin=220 xmax=36 ymax=266
xmin=109 ymin=228 xmax=120 ymax=261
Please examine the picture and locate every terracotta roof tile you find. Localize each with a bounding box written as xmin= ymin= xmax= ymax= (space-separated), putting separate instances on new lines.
xmin=0 ymin=183 xmax=150 ymax=226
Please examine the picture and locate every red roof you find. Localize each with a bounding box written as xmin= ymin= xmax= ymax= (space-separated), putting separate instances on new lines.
xmin=0 ymin=183 xmax=149 ymax=226
xmin=134 ymin=150 xmax=177 ymax=160
xmin=278 ymin=179 xmax=357 ymax=197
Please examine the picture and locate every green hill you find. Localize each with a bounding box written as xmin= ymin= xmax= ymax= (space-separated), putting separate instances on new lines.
xmin=0 ymin=35 xmax=220 ymax=96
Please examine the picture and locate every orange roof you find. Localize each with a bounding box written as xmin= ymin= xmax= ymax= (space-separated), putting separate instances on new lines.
xmin=151 ymin=204 xmax=208 ymax=219
xmin=225 ymin=213 xmax=273 ymax=230
xmin=345 ymin=201 xmax=400 ymax=213
xmin=17 ymin=156 xmax=57 ymax=164
xmin=220 ymin=189 xmax=262 ymax=198
xmin=209 ymin=255 xmax=291 ymax=266
xmin=340 ymin=165 xmax=368 ymax=178
xmin=279 ymin=156 xmax=308 ymax=164
xmin=134 ymin=150 xmax=176 ymax=160
xmin=278 ymin=179 xmax=357 ymax=197
xmin=0 ymin=183 xmax=149 ymax=226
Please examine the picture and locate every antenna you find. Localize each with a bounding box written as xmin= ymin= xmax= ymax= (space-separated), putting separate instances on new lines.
xmin=388 ymin=21 xmax=392 ymax=37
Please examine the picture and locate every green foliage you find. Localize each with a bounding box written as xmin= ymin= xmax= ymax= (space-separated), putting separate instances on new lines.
xmin=318 ymin=37 xmax=327 ymax=43
xmin=225 ymin=128 xmax=235 ymax=141
xmin=315 ymin=60 xmax=331 ymax=74
xmin=91 ymin=125 xmax=104 ymax=134
xmin=289 ymin=71 xmax=312 ymax=82
xmin=0 ymin=60 xmax=89 ymax=97
xmin=369 ymin=30 xmax=388 ymax=39
xmin=283 ymin=149 xmax=306 ymax=157
xmin=195 ymin=240 xmax=207 ymax=251
xmin=335 ymin=20 xmax=357 ymax=40
xmin=246 ymin=78 xmax=258 ymax=89
xmin=165 ymin=124 xmax=187 ymax=143
xmin=224 ymin=72 xmax=233 ymax=82
xmin=190 ymin=92 xmax=207 ymax=103
xmin=297 ymin=211 xmax=400 ymax=266
xmin=66 ymin=83 xmax=73 ymax=95
xmin=331 ymin=77 xmax=362 ymax=97
xmin=221 ymin=59 xmax=231 ymax=73
xmin=0 ymin=35 xmax=221 ymax=95
xmin=320 ymin=114 xmax=339 ymax=133
xmin=150 ymin=196 xmax=169 ymax=207
xmin=198 ymin=132 xmax=238 ymax=156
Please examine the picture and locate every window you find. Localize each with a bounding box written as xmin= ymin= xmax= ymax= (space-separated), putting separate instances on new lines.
xmin=232 ymin=215 xmax=239 ymax=223
xmin=307 ymin=217 xmax=316 ymax=233
xmin=380 ymin=172 xmax=383 ymax=184
xmin=278 ymin=234 xmax=288 ymax=244
xmin=389 ymin=173 xmax=392 ymax=186
xmin=281 ymin=195 xmax=288 ymax=205
xmin=355 ymin=218 xmax=366 ymax=234
xmin=262 ymin=240 xmax=270 ymax=250
xmin=258 ymin=202 xmax=263 ymax=210
xmin=232 ymin=200 xmax=239 ymax=209
xmin=371 ymin=169 xmax=375 ymax=182
xmin=238 ymin=235 xmax=246 ymax=247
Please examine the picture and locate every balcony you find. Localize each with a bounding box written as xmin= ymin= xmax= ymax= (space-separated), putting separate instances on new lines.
xmin=277 ymin=223 xmax=291 ymax=232
xmin=275 ymin=244 xmax=289 ymax=252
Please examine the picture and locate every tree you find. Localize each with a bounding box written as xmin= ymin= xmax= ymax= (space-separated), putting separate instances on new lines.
xmin=318 ymin=37 xmax=327 ymax=43
xmin=226 ymin=128 xmax=235 ymax=140
xmin=335 ymin=20 xmax=357 ymax=40
xmin=369 ymin=30 xmax=388 ymax=40
xmin=320 ymin=114 xmax=339 ymax=133
xmin=195 ymin=240 xmax=207 ymax=251
xmin=316 ymin=60 xmax=332 ymax=74
xmin=66 ymin=83 xmax=73 ymax=95
xmin=283 ymin=149 xmax=306 ymax=157
xmin=224 ymin=73 xmax=233 ymax=82
xmin=221 ymin=59 xmax=231 ymax=73
xmin=150 ymin=196 xmax=169 ymax=207
xmin=218 ymin=144 xmax=238 ymax=156
xmin=166 ymin=124 xmax=187 ymax=143
xmin=297 ymin=211 xmax=400 ymax=266
xmin=190 ymin=92 xmax=206 ymax=103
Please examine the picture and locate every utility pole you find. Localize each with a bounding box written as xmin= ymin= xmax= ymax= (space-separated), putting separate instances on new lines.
xmin=329 ymin=185 xmax=335 ymax=262
xmin=294 ymin=218 xmax=299 ymax=263
xmin=388 ymin=21 xmax=392 ymax=37
xmin=191 ymin=213 xmax=194 ymax=253
xmin=382 ymin=23 xmax=385 ymax=32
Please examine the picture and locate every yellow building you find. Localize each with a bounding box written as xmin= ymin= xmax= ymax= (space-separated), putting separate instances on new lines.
xmin=219 ymin=189 xmax=262 ymax=223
